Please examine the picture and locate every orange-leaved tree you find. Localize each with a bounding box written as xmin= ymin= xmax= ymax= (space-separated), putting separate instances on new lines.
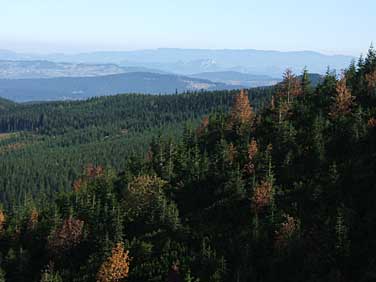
xmin=280 ymin=69 xmax=302 ymax=104
xmin=227 ymin=89 xmax=255 ymax=133
xmin=97 ymin=242 xmax=131 ymax=282
xmin=244 ymin=138 xmax=258 ymax=175
xmin=252 ymin=180 xmax=273 ymax=212
xmin=48 ymin=217 xmax=84 ymax=252
xmin=27 ymin=208 xmax=39 ymax=230
xmin=329 ymin=76 xmax=355 ymax=118
xmin=275 ymin=214 xmax=300 ymax=249
xmin=0 ymin=209 xmax=5 ymax=234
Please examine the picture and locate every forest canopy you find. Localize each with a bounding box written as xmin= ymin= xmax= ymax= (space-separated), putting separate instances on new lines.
xmin=0 ymin=47 xmax=375 ymax=282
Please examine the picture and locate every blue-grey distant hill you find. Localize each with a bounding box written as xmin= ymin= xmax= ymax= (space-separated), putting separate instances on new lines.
xmin=0 ymin=72 xmax=241 ymax=102
xmin=0 ymin=60 xmax=168 ymax=79
xmin=189 ymin=71 xmax=281 ymax=87
xmin=0 ymin=48 xmax=354 ymax=77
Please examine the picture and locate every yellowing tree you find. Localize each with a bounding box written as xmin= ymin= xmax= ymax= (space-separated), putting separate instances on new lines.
xmin=244 ymin=139 xmax=258 ymax=175
xmin=28 ymin=208 xmax=39 ymax=230
xmin=125 ymin=175 xmax=167 ymax=220
xmin=252 ymin=180 xmax=273 ymax=211
xmin=330 ymin=76 xmax=355 ymax=118
xmin=97 ymin=243 xmax=131 ymax=282
xmin=196 ymin=116 xmax=209 ymax=136
xmin=280 ymin=69 xmax=301 ymax=104
xmin=228 ymin=89 xmax=255 ymax=131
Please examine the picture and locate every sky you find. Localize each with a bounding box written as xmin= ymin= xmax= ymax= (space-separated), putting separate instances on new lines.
xmin=0 ymin=0 xmax=375 ymax=56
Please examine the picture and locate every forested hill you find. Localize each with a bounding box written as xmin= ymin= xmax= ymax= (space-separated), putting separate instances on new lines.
xmin=0 ymin=97 xmax=15 ymax=110
xmin=0 ymin=72 xmax=239 ymax=102
xmin=0 ymin=88 xmax=272 ymax=135
xmin=0 ymin=87 xmax=274 ymax=206
xmin=0 ymin=47 xmax=375 ymax=282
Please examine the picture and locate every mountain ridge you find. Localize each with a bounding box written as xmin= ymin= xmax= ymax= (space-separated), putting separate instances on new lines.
xmin=0 ymin=48 xmax=354 ymax=77
xmin=0 ymin=72 xmax=242 ymax=102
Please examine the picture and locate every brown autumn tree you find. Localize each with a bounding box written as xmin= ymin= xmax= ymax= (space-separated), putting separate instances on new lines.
xmin=196 ymin=116 xmax=210 ymax=136
xmin=252 ymin=180 xmax=273 ymax=211
xmin=274 ymin=69 xmax=301 ymax=123
xmin=329 ymin=76 xmax=355 ymax=118
xmin=275 ymin=215 xmax=300 ymax=249
xmin=280 ymin=69 xmax=302 ymax=104
xmin=72 ymin=178 xmax=86 ymax=192
xmin=48 ymin=217 xmax=84 ymax=252
xmin=0 ymin=209 xmax=5 ymax=234
xmin=227 ymin=89 xmax=255 ymax=132
xmin=97 ymin=243 xmax=131 ymax=282
xmin=244 ymin=139 xmax=258 ymax=175
xmin=72 ymin=163 xmax=104 ymax=192
xmin=86 ymin=163 xmax=105 ymax=178
xmin=366 ymin=70 xmax=376 ymax=90
xmin=27 ymin=208 xmax=39 ymax=230
xmin=368 ymin=117 xmax=376 ymax=128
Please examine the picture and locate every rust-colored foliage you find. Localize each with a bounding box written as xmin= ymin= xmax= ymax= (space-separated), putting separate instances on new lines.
xmin=366 ymin=70 xmax=376 ymax=89
xmin=196 ymin=116 xmax=209 ymax=136
xmin=0 ymin=142 xmax=26 ymax=155
xmin=280 ymin=69 xmax=302 ymax=103
xmin=28 ymin=208 xmax=39 ymax=230
xmin=248 ymin=139 xmax=258 ymax=160
xmin=275 ymin=215 xmax=300 ymax=249
xmin=48 ymin=217 xmax=84 ymax=252
xmin=86 ymin=164 xmax=105 ymax=178
xmin=275 ymin=92 xmax=292 ymax=122
xmin=252 ymin=180 xmax=273 ymax=211
xmin=244 ymin=139 xmax=258 ymax=174
xmin=330 ymin=76 xmax=355 ymax=118
xmin=368 ymin=117 xmax=376 ymax=128
xmin=72 ymin=178 xmax=86 ymax=192
xmin=97 ymin=242 xmax=131 ymax=282
xmin=228 ymin=89 xmax=255 ymax=128
xmin=0 ymin=209 xmax=5 ymax=234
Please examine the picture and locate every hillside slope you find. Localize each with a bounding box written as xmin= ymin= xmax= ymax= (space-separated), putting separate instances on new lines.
xmin=0 ymin=72 xmax=239 ymax=102
xmin=0 ymin=87 xmax=274 ymax=204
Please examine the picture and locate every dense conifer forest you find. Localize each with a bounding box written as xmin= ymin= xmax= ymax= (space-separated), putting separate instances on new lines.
xmin=0 ymin=47 xmax=375 ymax=282
xmin=0 ymin=88 xmax=273 ymax=206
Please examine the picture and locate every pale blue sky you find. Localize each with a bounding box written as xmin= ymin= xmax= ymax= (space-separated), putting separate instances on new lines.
xmin=0 ymin=0 xmax=375 ymax=55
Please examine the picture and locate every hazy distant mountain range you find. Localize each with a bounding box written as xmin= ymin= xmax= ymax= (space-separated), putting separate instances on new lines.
xmin=0 ymin=48 xmax=353 ymax=101
xmin=0 ymin=72 xmax=239 ymax=102
xmin=0 ymin=60 xmax=168 ymax=79
xmin=189 ymin=71 xmax=280 ymax=87
xmin=0 ymin=48 xmax=354 ymax=77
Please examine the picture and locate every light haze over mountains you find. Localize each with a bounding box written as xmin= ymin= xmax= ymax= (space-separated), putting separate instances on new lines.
xmin=0 ymin=48 xmax=354 ymax=77
xmin=0 ymin=48 xmax=354 ymax=102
